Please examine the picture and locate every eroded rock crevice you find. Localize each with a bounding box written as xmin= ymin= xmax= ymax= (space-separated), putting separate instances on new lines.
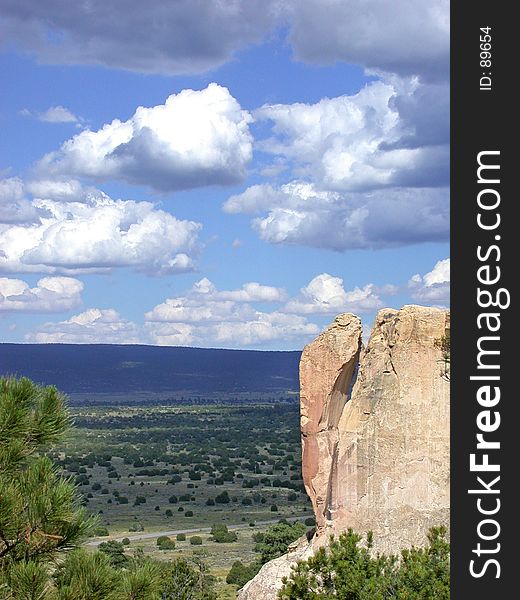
xmin=299 ymin=313 xmax=362 ymax=530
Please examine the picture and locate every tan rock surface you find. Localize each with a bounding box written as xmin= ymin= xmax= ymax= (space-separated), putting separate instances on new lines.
xmin=300 ymin=313 xmax=362 ymax=531
xmin=238 ymin=305 xmax=450 ymax=599
xmin=237 ymin=536 xmax=313 ymax=600
xmin=326 ymin=305 xmax=450 ymax=553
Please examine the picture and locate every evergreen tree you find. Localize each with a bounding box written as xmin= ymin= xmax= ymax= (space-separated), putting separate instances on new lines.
xmin=0 ymin=377 xmax=94 ymax=595
xmin=278 ymin=527 xmax=450 ymax=600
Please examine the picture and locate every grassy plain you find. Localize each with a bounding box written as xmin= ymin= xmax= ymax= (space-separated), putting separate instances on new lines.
xmin=54 ymin=402 xmax=313 ymax=597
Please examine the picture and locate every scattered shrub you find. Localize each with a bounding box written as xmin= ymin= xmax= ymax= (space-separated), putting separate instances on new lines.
xmin=210 ymin=524 xmax=237 ymax=543
xmin=215 ymin=491 xmax=230 ymax=504
xmin=226 ymin=560 xmax=261 ymax=587
xmin=157 ymin=536 xmax=176 ymax=550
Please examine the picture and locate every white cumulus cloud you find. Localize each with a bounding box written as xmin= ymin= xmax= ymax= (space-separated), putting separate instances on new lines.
xmin=224 ymin=181 xmax=448 ymax=250
xmin=285 ymin=273 xmax=383 ymax=315
xmin=0 ymin=177 xmax=44 ymax=224
xmin=408 ymin=258 xmax=450 ymax=305
xmin=37 ymin=84 xmax=253 ymax=192
xmin=26 ymin=308 xmax=140 ymax=344
xmin=24 ymin=179 xmax=97 ymax=202
xmin=0 ymin=276 xmax=83 ymax=312
xmin=145 ymin=278 xmax=287 ymax=324
xmin=145 ymin=312 xmax=318 ymax=349
xmin=225 ymin=75 xmax=449 ymax=252
xmin=144 ymin=278 xmax=317 ymax=348
xmin=0 ymin=187 xmax=201 ymax=275
xmin=256 ymin=78 xmax=449 ymax=192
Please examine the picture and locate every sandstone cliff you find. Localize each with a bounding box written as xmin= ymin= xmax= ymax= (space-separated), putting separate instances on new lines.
xmin=239 ymin=305 xmax=450 ymax=600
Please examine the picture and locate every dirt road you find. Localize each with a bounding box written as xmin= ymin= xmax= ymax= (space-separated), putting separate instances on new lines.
xmin=86 ymin=514 xmax=313 ymax=547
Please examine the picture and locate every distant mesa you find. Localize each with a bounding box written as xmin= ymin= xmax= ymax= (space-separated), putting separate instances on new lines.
xmin=0 ymin=344 xmax=301 ymax=401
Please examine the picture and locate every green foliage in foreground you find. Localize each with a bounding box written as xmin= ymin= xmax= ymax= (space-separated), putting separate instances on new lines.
xmin=51 ymin=552 xmax=215 ymax=600
xmin=0 ymin=377 xmax=94 ymax=568
xmin=278 ymin=527 xmax=450 ymax=600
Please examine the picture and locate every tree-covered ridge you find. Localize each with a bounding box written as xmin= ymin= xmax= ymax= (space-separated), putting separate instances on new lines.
xmin=1 ymin=345 xmax=300 ymax=398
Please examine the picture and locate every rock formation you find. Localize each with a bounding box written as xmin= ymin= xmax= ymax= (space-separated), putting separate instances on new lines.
xmin=239 ymin=305 xmax=450 ymax=600
xmin=300 ymin=313 xmax=362 ymax=533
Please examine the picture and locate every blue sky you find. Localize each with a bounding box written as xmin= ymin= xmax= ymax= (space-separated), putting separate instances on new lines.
xmin=0 ymin=1 xmax=449 ymax=349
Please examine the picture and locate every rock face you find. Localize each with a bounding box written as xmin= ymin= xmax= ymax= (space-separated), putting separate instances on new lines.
xmin=311 ymin=305 xmax=450 ymax=552
xmin=239 ymin=305 xmax=450 ymax=600
xmin=300 ymin=313 xmax=362 ymax=533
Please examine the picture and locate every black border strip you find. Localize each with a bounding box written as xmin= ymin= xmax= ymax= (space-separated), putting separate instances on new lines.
xmin=451 ymin=2 xmax=513 ymax=596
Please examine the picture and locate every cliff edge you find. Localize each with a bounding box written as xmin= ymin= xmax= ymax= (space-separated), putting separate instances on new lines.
xmin=239 ymin=305 xmax=450 ymax=599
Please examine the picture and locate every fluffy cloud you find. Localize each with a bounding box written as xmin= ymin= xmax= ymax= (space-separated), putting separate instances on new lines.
xmin=285 ymin=0 xmax=449 ymax=81
xmin=210 ymin=312 xmax=318 ymax=347
xmin=285 ymin=273 xmax=383 ymax=314
xmin=26 ymin=278 xmax=319 ymax=348
xmin=1 ymin=1 xmax=447 ymax=80
xmin=0 ymin=0 xmax=278 ymax=75
xmin=146 ymin=312 xmax=318 ymax=348
xmin=24 ymin=179 xmax=98 ymax=203
xmin=228 ymin=76 xmax=449 ymax=252
xmin=0 ymin=186 xmax=201 ymax=274
xmin=408 ymin=258 xmax=450 ymax=305
xmin=256 ymin=79 xmax=449 ymax=192
xmin=38 ymin=106 xmax=79 ymax=123
xmin=37 ymin=84 xmax=253 ymax=191
xmin=21 ymin=106 xmax=79 ymax=123
xmin=145 ymin=278 xmax=287 ymax=324
xmin=25 ymin=272 xmax=393 ymax=347
xmin=214 ymin=281 xmax=287 ymax=303
xmin=26 ymin=308 xmax=140 ymax=343
xmin=0 ymin=276 xmax=83 ymax=312
xmin=224 ymin=181 xmax=448 ymax=250
xmin=0 ymin=177 xmax=43 ymax=224
xmin=145 ymin=278 xmax=317 ymax=348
